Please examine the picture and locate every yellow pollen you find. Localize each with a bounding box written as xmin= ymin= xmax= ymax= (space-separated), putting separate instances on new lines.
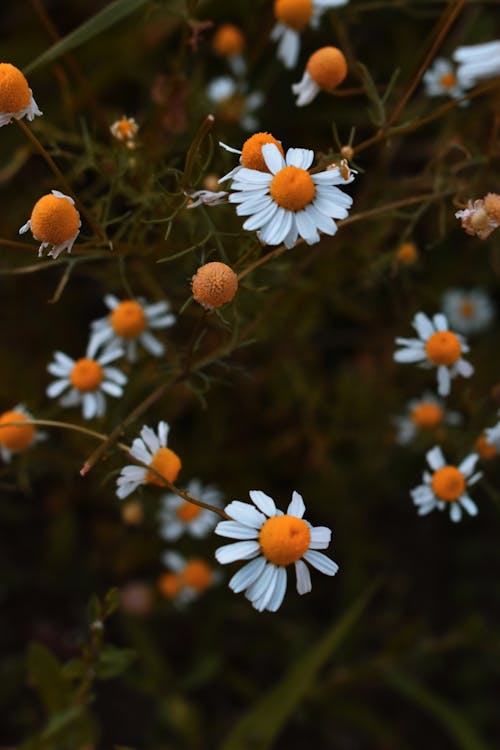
xmin=29 ymin=194 xmax=80 ymax=245
xmin=176 ymin=501 xmax=202 ymax=522
xmin=240 ymin=132 xmax=284 ymax=172
xmin=212 ymin=24 xmax=245 ymax=57
xmin=259 ymin=514 xmax=311 ymax=566
xmin=0 ymin=63 xmax=31 ymax=113
xmin=182 ymin=559 xmax=212 ymax=591
xmin=396 ymin=241 xmax=418 ymax=265
xmin=475 ymin=434 xmax=497 ymax=460
xmin=274 ymin=0 xmax=313 ymax=30
xmin=306 ymin=47 xmax=348 ymax=92
xmin=270 ymin=166 xmax=316 ymax=211
xmin=146 ymin=447 xmax=182 ymax=486
xmin=158 ymin=572 xmax=182 ymax=599
xmin=425 ymin=331 xmax=461 ymax=366
xmin=110 ymin=300 xmax=147 ymax=338
xmin=0 ymin=410 xmax=35 ymax=452
xmin=459 ymin=300 xmax=475 ymax=318
xmin=439 ymin=72 xmax=457 ymax=88
xmin=70 ymin=358 xmax=103 ymax=392
xmin=191 ymin=261 xmax=238 ymax=309
xmin=431 ymin=465 xmax=465 ymax=502
xmin=484 ymin=193 xmax=500 ymax=223
xmin=411 ymin=402 xmax=444 ymax=429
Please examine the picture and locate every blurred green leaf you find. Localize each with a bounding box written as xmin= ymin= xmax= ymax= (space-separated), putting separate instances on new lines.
xmin=96 ymin=644 xmax=136 ymax=679
xmin=24 ymin=0 xmax=150 ymax=74
xmin=221 ymin=585 xmax=377 ymax=750
xmin=26 ymin=642 xmax=69 ymax=714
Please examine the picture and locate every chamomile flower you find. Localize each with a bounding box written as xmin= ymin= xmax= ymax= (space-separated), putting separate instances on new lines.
xmin=410 ymin=446 xmax=481 ymax=522
xmin=159 ymin=551 xmax=219 ymax=606
xmin=215 ymin=490 xmax=338 ymax=612
xmin=110 ymin=116 xmax=139 ymax=147
xmin=89 ymin=295 xmax=176 ymax=362
xmin=159 ymin=479 xmax=223 ymax=541
xmin=0 ymin=63 xmax=42 ymax=127
xmin=394 ymin=312 xmax=473 ymax=397
xmin=292 ymin=46 xmax=347 ymax=106
xmin=116 ymin=421 xmax=181 ymax=500
xmin=219 ymin=131 xmax=284 ymax=183
xmin=453 ymin=40 xmax=500 ymax=89
xmin=271 ymin=0 xmax=350 ymax=69
xmin=19 ymin=191 xmax=81 ymax=259
xmin=228 ymin=143 xmax=355 ymax=248
xmin=191 ymin=262 xmax=238 ymax=309
xmin=393 ymin=392 xmax=461 ymax=446
xmin=212 ymin=24 xmax=246 ymax=76
xmin=441 ymin=289 xmax=494 ymax=336
xmin=423 ymin=58 xmax=465 ymax=100
xmin=0 ymin=404 xmax=46 ymax=462
xmin=207 ymin=76 xmax=264 ymax=131
xmin=46 ymin=341 xmax=126 ymax=420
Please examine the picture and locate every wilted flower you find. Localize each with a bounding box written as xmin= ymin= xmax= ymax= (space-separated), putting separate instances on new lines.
xmin=455 ymin=194 xmax=500 ymax=240
xmin=159 ymin=479 xmax=222 ymax=541
xmin=186 ymin=188 xmax=228 ymax=208
xmin=0 ymin=62 xmax=42 ymax=127
xmin=116 ymin=422 xmax=181 ymax=499
xmin=19 ymin=191 xmax=81 ymax=259
xmin=292 ymin=46 xmax=347 ymax=106
xmin=191 ymin=262 xmax=238 ymax=309
xmin=0 ymin=404 xmax=46 ymax=462
xmin=441 ymin=288 xmax=494 ymax=336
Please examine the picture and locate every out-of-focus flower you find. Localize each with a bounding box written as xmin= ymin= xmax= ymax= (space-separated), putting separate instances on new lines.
xmin=121 ymin=500 xmax=144 ymax=525
xmin=120 ymin=581 xmax=153 ymax=616
xmin=0 ymin=62 xmax=42 ymax=127
xmin=191 ymin=262 xmax=238 ymax=309
xmin=271 ymin=0 xmax=349 ymax=69
xmin=453 ymin=40 xmax=500 ymax=89
xmin=393 ymin=392 xmax=461 ymax=445
xmin=212 ymin=24 xmax=246 ymax=76
xmin=219 ymin=131 xmax=284 ymax=183
xmin=475 ymin=432 xmax=499 ymax=460
xmin=215 ymin=490 xmax=338 ymax=612
xmin=186 ymin=188 xmax=228 ymax=208
xmin=292 ymin=46 xmax=347 ymax=106
xmin=116 ymin=422 xmax=181 ymax=500
xmin=0 ymin=404 xmax=46 ymax=462
xmin=159 ymin=552 xmax=219 ymax=606
xmin=110 ymin=116 xmax=139 ymax=147
xmin=395 ymin=241 xmax=418 ymax=266
xmin=47 ymin=342 xmax=126 ymax=420
xmin=423 ymin=58 xmax=465 ymax=100
xmin=89 ymin=295 xmax=175 ymax=362
xmin=455 ymin=193 xmax=500 ymax=240
xmin=394 ymin=312 xmax=473 ymax=397
xmin=19 ymin=191 xmax=81 ymax=259
xmin=159 ymin=479 xmax=222 ymax=541
xmin=228 ymin=143 xmax=354 ymax=248
xmin=410 ymin=446 xmax=481 ymax=522
xmin=441 ymin=289 xmax=494 ymax=336
xmin=207 ymin=75 xmax=264 ymax=131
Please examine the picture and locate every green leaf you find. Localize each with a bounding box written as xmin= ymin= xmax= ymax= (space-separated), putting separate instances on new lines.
xmin=356 ymin=62 xmax=386 ymax=127
xmin=26 ymin=642 xmax=69 ymax=714
xmin=96 ymin=644 xmax=136 ymax=679
xmin=221 ymin=585 xmax=377 ymax=750
xmin=384 ymin=670 xmax=491 ymax=750
xmin=24 ymin=0 xmax=150 ymax=74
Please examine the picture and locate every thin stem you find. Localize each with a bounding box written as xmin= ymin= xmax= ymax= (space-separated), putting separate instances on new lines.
xmin=182 ymin=114 xmax=215 ymax=190
xmin=0 ymin=238 xmax=40 ymax=252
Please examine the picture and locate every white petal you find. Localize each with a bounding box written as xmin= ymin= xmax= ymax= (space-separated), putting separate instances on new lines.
xmin=229 ymin=556 xmax=267 ymax=592
xmin=433 ymin=313 xmax=449 ymax=331
xmin=306 ymin=203 xmax=337 ymax=234
xmin=286 ymin=148 xmax=314 ymax=170
xmin=54 ymin=350 xmax=75 ymax=368
xmin=232 ymin=168 xmax=273 ymax=185
xmin=394 ymin=347 xmax=427 ymax=363
xmin=245 ymin=562 xmax=276 ymax=602
xmin=296 ymin=209 xmax=320 ymax=245
xmin=449 ymin=502 xmax=462 ymax=522
xmin=236 ymin=195 xmax=273 ymax=216
xmin=259 ymin=207 xmax=291 ymax=246
xmin=140 ymin=425 xmax=160 ymax=454
xmin=309 ymin=526 xmax=332 ymax=549
xmin=224 ymin=500 xmax=266 ymax=528
xmin=455 ymin=358 xmax=474 ymax=378
xmin=140 ymin=331 xmax=165 ymax=357
xmin=266 ymin=566 xmax=287 ymax=611
xmin=215 ymin=521 xmax=259 ymax=539
xmin=303 ymin=550 xmax=339 ymax=576
xmin=458 ymin=453 xmax=479 ymax=476
xmin=459 ymin=495 xmax=478 ymax=516
xmin=97 ymin=346 xmax=124 ymax=366
xmin=252 ymin=566 xmax=280 ymax=611
xmin=262 ymin=143 xmax=286 ymax=174
xmin=215 ymin=540 xmax=260 ymax=564
xmin=130 ymin=439 xmax=151 ymax=464
xmin=295 ymin=559 xmax=312 ymax=594
xmin=102 ymin=366 xmax=127 ymax=385
xmin=287 ymin=490 xmax=305 ymax=518
xmin=46 ymin=378 xmax=69 ymax=398
xmin=82 ymin=392 xmax=97 ymax=420
xmin=242 ymin=201 xmax=278 ymax=231
xmin=158 ymin=421 xmax=170 ymax=446
xmin=437 ymin=366 xmax=451 ymax=397
xmin=426 ymin=446 xmax=446 ymax=470
xmin=100 ymin=381 xmax=123 ymax=397
xmin=249 ymin=490 xmax=277 ymax=517
xmin=413 ymin=312 xmax=434 ymax=339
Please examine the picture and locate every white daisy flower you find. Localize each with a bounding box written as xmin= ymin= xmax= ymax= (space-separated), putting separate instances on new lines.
xmin=110 ymin=116 xmax=139 ymax=146
xmin=228 ymin=143 xmax=354 ymax=249
xmin=394 ymin=312 xmax=473 ymax=397
xmin=423 ymin=58 xmax=466 ymax=100
xmin=218 ymin=131 xmax=285 ymax=183
xmin=0 ymin=404 xmax=46 ymax=462
xmin=441 ymin=289 xmax=494 ymax=336
xmin=89 ymin=295 xmax=175 ymax=362
xmin=271 ymin=0 xmax=350 ymax=69
xmin=410 ymin=446 xmax=481 ymax=522
xmin=19 ymin=191 xmax=81 ymax=260
xmin=0 ymin=63 xmax=42 ymax=128
xmin=116 ymin=421 xmax=181 ymax=500
xmin=453 ymin=40 xmax=500 ymax=89
xmin=46 ymin=340 xmax=126 ymax=420
xmin=393 ymin=392 xmax=461 ymax=446
xmin=159 ymin=479 xmax=223 ymax=541
xmin=159 ymin=551 xmax=219 ymax=607
xmin=215 ymin=490 xmax=338 ymax=613
xmin=207 ymin=76 xmax=264 ymax=132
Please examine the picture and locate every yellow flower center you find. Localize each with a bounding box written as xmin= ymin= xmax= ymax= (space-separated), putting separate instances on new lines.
xmin=431 ymin=466 xmax=465 ymax=502
xmin=475 ymin=434 xmax=497 ymax=460
xmin=0 ymin=410 xmax=35 ymax=452
xmin=191 ymin=261 xmax=238 ymax=309
xmin=70 ymin=358 xmax=103 ymax=392
xmin=425 ymin=331 xmax=461 ymax=366
xmin=274 ymin=0 xmax=313 ymax=30
xmin=176 ymin=501 xmax=202 ymax=522
xmin=396 ymin=241 xmax=418 ymax=265
xmin=270 ymin=166 xmax=316 ymax=211
xmin=259 ymin=514 xmax=311 ymax=566
xmin=110 ymin=300 xmax=147 ymax=338
xmin=0 ymin=63 xmax=31 ymax=113
xmin=240 ymin=132 xmax=284 ymax=172
xmin=458 ymin=300 xmax=475 ymax=318
xmin=146 ymin=447 xmax=182 ymax=486
xmin=158 ymin=572 xmax=182 ymax=599
xmin=30 ymin=194 xmax=80 ymax=245
xmin=212 ymin=24 xmax=245 ymax=57
xmin=306 ymin=47 xmax=348 ymax=92
xmin=115 ymin=118 xmax=137 ymax=139
xmin=439 ymin=72 xmax=457 ymax=88
xmin=411 ymin=402 xmax=444 ymax=429
xmin=182 ymin=559 xmax=213 ymax=591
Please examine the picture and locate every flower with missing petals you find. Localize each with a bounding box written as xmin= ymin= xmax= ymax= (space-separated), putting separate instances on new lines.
xmin=159 ymin=480 xmax=223 ymax=541
xmin=219 ymin=131 xmax=284 ymax=183
xmin=116 ymin=422 xmax=181 ymax=499
xmin=410 ymin=446 xmax=481 ymax=522
xmin=453 ymin=40 xmax=500 ymax=89
xmin=456 ymin=194 xmax=500 ymax=240
xmin=423 ymin=58 xmax=465 ymax=100
xmin=393 ymin=392 xmax=461 ymax=446
xmin=292 ymin=46 xmax=347 ymax=106
xmin=159 ymin=552 xmax=219 ymax=606
xmin=215 ymin=490 xmax=338 ymax=612
xmin=394 ymin=312 xmax=473 ymax=397
xmin=441 ymin=288 xmax=494 ymax=336
xmin=0 ymin=62 xmax=42 ymax=127
xmin=19 ymin=190 xmax=81 ymax=259
xmin=0 ymin=404 xmax=46 ymax=462
xmin=191 ymin=262 xmax=238 ymax=309
xmin=110 ymin=116 xmax=139 ymax=147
